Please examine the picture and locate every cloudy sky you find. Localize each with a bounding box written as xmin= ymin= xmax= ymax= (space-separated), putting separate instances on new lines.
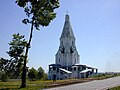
xmin=0 ymin=0 xmax=120 ymax=72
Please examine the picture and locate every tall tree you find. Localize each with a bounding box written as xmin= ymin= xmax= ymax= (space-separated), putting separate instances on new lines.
xmin=7 ymin=33 xmax=27 ymax=79
xmin=15 ymin=0 xmax=59 ymax=88
xmin=37 ymin=66 xmax=44 ymax=80
xmin=28 ymin=67 xmax=38 ymax=80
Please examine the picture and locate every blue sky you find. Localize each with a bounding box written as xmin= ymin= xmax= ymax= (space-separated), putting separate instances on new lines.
xmin=0 ymin=0 xmax=120 ymax=72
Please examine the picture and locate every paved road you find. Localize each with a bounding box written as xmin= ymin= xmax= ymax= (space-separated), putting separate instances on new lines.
xmin=43 ymin=76 xmax=120 ymax=90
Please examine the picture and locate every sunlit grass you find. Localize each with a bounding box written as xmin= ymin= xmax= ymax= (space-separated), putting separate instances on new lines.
xmin=0 ymin=80 xmax=47 ymax=90
xmin=0 ymin=81 xmax=20 ymax=90
xmin=0 ymin=80 xmax=69 ymax=90
xmin=0 ymin=74 xmax=120 ymax=90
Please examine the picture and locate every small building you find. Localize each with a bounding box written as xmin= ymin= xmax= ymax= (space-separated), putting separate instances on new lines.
xmin=48 ymin=14 xmax=98 ymax=80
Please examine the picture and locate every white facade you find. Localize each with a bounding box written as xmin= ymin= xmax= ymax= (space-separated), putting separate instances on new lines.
xmin=55 ymin=14 xmax=80 ymax=67
xmin=48 ymin=14 xmax=97 ymax=80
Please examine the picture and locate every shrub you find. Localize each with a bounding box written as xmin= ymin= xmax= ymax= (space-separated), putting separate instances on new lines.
xmin=1 ymin=74 xmax=9 ymax=82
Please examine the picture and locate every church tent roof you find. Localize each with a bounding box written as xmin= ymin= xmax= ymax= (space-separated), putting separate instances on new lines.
xmin=60 ymin=14 xmax=75 ymax=39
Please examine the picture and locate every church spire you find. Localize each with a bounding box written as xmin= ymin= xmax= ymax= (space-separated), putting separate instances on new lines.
xmin=55 ymin=14 xmax=80 ymax=67
xmin=60 ymin=14 xmax=75 ymax=39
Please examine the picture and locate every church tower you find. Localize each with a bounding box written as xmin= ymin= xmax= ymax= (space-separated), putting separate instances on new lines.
xmin=48 ymin=14 xmax=97 ymax=80
xmin=55 ymin=14 xmax=80 ymax=67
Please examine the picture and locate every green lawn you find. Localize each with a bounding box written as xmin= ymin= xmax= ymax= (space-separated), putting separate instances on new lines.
xmin=0 ymin=79 xmax=85 ymax=90
xmin=0 ymin=80 xmax=47 ymax=90
xmin=0 ymin=74 xmax=120 ymax=90
xmin=0 ymin=79 xmax=94 ymax=90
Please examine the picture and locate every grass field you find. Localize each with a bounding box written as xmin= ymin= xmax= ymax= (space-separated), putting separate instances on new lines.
xmin=0 ymin=79 xmax=68 ymax=90
xmin=0 ymin=78 xmax=96 ymax=90
xmin=0 ymin=73 xmax=120 ymax=90
xmin=0 ymin=80 xmax=46 ymax=90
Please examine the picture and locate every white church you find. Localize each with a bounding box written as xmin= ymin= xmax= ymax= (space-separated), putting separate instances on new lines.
xmin=48 ymin=14 xmax=98 ymax=80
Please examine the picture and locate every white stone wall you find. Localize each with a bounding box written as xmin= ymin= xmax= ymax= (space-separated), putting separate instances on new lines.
xmin=49 ymin=14 xmax=97 ymax=80
xmin=56 ymin=36 xmax=80 ymax=67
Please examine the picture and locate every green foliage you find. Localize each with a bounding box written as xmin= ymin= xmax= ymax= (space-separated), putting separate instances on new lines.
xmin=42 ymin=73 xmax=48 ymax=80
xmin=16 ymin=0 xmax=60 ymax=30
xmin=110 ymin=86 xmax=120 ymax=90
xmin=0 ymin=58 xmax=9 ymax=72
xmin=28 ymin=67 xmax=48 ymax=80
xmin=28 ymin=67 xmax=38 ymax=80
xmin=1 ymin=73 xmax=9 ymax=82
xmin=0 ymin=58 xmax=10 ymax=81
xmin=37 ymin=67 xmax=44 ymax=80
xmin=7 ymin=33 xmax=27 ymax=79
xmin=7 ymin=33 xmax=27 ymax=58
xmin=15 ymin=0 xmax=59 ymax=87
xmin=89 ymin=73 xmax=120 ymax=80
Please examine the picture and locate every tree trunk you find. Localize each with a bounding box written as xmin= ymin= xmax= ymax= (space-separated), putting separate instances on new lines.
xmin=21 ymin=20 xmax=34 ymax=88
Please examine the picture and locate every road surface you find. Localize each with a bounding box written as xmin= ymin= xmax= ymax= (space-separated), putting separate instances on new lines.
xmin=43 ymin=76 xmax=120 ymax=90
